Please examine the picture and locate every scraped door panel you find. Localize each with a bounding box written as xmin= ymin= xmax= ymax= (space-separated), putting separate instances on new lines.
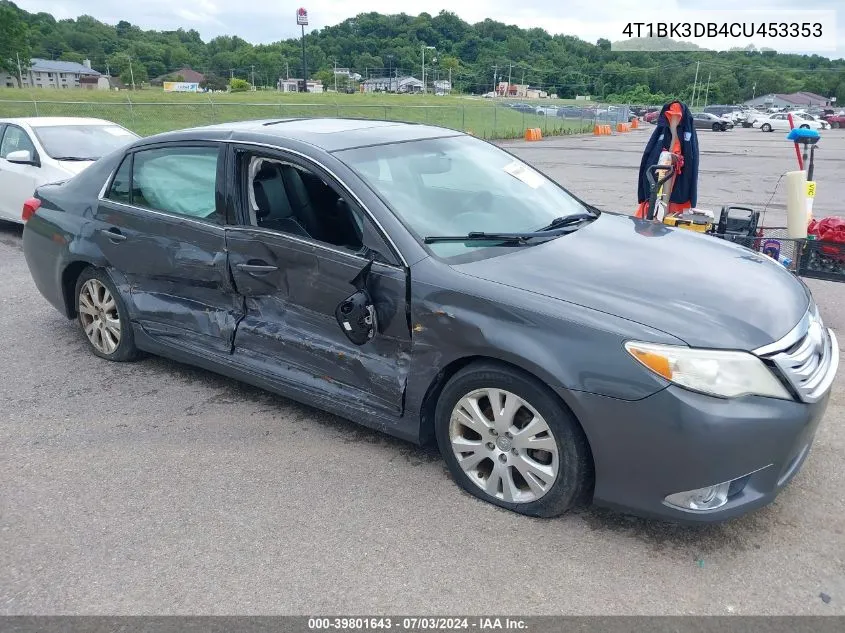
xmin=227 ymin=229 xmax=410 ymax=415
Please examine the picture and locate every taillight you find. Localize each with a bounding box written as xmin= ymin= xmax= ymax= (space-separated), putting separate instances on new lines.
xmin=22 ymin=197 xmax=41 ymax=222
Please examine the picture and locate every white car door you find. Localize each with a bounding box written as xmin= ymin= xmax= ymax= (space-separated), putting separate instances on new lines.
xmin=0 ymin=125 xmax=40 ymax=223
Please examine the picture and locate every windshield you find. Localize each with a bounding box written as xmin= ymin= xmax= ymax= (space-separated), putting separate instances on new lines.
xmin=33 ymin=125 xmax=139 ymax=161
xmin=336 ymin=135 xmax=591 ymax=257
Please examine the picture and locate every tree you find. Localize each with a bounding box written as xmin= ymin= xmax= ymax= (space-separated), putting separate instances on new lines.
xmin=200 ymin=73 xmax=228 ymax=91
xmin=229 ymin=77 xmax=251 ymax=92
xmin=0 ymin=1 xmax=30 ymax=85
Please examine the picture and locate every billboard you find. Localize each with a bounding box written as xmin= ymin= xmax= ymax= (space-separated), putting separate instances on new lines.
xmin=296 ymin=7 xmax=308 ymax=25
xmin=163 ymin=82 xmax=200 ymax=93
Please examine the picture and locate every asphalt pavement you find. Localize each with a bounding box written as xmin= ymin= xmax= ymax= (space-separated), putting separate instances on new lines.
xmin=1 ymin=127 xmax=843 ymax=614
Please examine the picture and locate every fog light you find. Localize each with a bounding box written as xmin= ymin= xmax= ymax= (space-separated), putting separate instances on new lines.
xmin=665 ymin=481 xmax=731 ymax=511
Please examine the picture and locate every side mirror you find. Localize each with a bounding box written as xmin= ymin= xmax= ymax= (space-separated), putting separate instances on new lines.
xmin=335 ymin=290 xmax=377 ymax=346
xmin=6 ymin=150 xmax=37 ymax=166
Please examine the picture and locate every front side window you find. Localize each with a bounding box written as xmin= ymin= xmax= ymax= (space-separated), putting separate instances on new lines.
xmin=0 ymin=126 xmax=36 ymax=159
xmin=130 ymin=146 xmax=220 ymax=223
xmin=337 ymin=135 xmax=590 ymax=258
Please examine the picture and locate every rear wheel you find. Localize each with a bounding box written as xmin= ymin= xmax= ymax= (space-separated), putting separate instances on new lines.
xmin=761 ymin=123 xmax=772 ymax=132
xmin=75 ymin=267 xmax=138 ymax=362
xmin=832 ymin=121 xmax=840 ymax=129
xmin=435 ymin=362 xmax=592 ymax=517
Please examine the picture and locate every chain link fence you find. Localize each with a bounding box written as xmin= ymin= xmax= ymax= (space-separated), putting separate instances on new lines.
xmin=0 ymin=97 xmax=642 ymax=139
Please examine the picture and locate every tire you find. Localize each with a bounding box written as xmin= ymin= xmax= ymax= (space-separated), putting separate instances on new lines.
xmin=761 ymin=123 xmax=772 ymax=132
xmin=832 ymin=122 xmax=840 ymax=129
xmin=75 ymin=266 xmax=138 ymax=362
xmin=434 ymin=362 xmax=592 ymax=518
xmin=712 ymin=122 xmax=720 ymax=131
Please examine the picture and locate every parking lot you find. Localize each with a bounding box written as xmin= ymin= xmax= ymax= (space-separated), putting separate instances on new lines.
xmin=1 ymin=125 xmax=843 ymax=615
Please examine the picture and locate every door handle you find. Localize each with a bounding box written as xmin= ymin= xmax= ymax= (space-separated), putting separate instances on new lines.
xmin=236 ymin=262 xmax=278 ymax=275
xmin=99 ymin=228 xmax=126 ymax=243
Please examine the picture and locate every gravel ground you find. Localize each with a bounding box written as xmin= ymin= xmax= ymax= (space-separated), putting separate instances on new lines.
xmin=0 ymin=126 xmax=843 ymax=615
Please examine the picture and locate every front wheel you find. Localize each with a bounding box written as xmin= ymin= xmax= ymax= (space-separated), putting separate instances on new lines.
xmin=75 ymin=267 xmax=138 ymax=361
xmin=712 ymin=122 xmax=721 ymax=131
xmin=761 ymin=123 xmax=772 ymax=132
xmin=435 ymin=363 xmax=592 ymax=517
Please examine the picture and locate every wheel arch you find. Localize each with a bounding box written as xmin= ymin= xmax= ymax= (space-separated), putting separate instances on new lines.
xmin=418 ymin=355 xmax=593 ymax=455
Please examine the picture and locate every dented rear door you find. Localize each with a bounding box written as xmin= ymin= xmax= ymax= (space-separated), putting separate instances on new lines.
xmin=93 ymin=142 xmax=242 ymax=354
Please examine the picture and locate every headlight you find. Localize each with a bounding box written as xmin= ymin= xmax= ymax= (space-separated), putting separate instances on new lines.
xmin=624 ymin=341 xmax=792 ymax=400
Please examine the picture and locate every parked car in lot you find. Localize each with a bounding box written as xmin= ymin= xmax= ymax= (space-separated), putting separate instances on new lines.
xmin=823 ymin=112 xmax=845 ymax=128
xmin=21 ymin=119 xmax=838 ymax=522
xmin=754 ymin=112 xmax=830 ymax=132
xmin=0 ymin=117 xmax=139 ymax=224
xmin=692 ymin=112 xmax=732 ymax=131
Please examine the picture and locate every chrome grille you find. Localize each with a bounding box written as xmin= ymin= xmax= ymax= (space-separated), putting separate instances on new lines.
xmin=756 ymin=306 xmax=839 ymax=403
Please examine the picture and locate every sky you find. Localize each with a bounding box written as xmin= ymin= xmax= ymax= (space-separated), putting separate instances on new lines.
xmin=13 ymin=0 xmax=845 ymax=59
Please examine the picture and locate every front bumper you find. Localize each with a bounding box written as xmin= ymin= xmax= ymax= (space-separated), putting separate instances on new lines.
xmin=562 ymin=383 xmax=832 ymax=523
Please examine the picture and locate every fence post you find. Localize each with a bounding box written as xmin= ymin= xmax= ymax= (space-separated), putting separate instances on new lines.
xmin=32 ymin=98 xmax=39 ymax=117
xmin=383 ymin=105 xmax=388 ymax=121
xmin=126 ymin=95 xmax=135 ymax=130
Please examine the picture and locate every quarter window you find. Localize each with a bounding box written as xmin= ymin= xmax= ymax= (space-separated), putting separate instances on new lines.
xmin=130 ymin=146 xmax=220 ymax=223
xmin=107 ymin=155 xmax=131 ymax=203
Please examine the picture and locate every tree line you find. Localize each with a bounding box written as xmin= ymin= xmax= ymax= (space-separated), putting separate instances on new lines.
xmin=2 ymin=0 xmax=844 ymax=104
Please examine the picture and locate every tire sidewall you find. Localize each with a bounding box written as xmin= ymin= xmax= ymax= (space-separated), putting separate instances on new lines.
xmin=434 ymin=364 xmax=590 ymax=518
xmin=762 ymin=124 xmax=771 ymax=132
xmin=75 ymin=266 xmax=137 ymax=362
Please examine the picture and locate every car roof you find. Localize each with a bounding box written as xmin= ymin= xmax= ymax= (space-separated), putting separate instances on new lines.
xmin=138 ymin=118 xmax=463 ymax=152
xmin=0 ymin=117 xmax=123 ymax=128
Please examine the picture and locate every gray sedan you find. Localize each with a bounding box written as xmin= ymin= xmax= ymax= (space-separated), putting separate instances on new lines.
xmin=692 ymin=111 xmax=733 ymax=131
xmin=21 ymin=119 xmax=838 ymax=522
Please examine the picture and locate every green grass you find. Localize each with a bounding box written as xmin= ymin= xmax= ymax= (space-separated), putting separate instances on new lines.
xmin=0 ymin=88 xmax=596 ymax=139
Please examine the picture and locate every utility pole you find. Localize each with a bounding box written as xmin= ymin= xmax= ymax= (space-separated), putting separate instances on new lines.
xmin=16 ymin=52 xmax=24 ymax=89
xmin=286 ymin=60 xmax=290 ymax=80
xmin=251 ymin=65 xmax=255 ymax=88
xmin=334 ymin=60 xmax=338 ymax=92
xmin=691 ymin=60 xmax=700 ymax=108
xmin=106 ymin=62 xmax=110 ymax=78
xmin=128 ymin=54 xmax=136 ymax=90
xmin=230 ymin=68 xmax=234 ymax=79
xmin=703 ymin=72 xmax=711 ymax=108
xmin=448 ymin=66 xmax=451 ymax=93
xmin=492 ymin=64 xmax=498 ymax=96
xmin=521 ymin=68 xmax=525 ymax=85
xmin=508 ymin=62 xmax=512 ymax=93
xmin=421 ymin=45 xmax=435 ymax=93
xmin=752 ymin=82 xmax=757 ymax=100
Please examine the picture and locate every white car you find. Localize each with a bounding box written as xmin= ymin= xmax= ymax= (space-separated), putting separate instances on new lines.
xmin=0 ymin=117 xmax=139 ymax=224
xmin=753 ymin=112 xmax=830 ymax=132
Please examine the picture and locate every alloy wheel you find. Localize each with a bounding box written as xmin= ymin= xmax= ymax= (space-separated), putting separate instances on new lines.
xmin=448 ymin=388 xmax=559 ymax=503
xmin=78 ymin=279 xmax=121 ymax=354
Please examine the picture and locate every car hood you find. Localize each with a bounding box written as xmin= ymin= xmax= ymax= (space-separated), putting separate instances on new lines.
xmin=57 ymin=160 xmax=95 ymax=175
xmin=451 ymin=213 xmax=810 ymax=350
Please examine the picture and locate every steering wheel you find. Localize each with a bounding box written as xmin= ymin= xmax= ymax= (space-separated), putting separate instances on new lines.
xmin=451 ymin=191 xmax=494 ymax=227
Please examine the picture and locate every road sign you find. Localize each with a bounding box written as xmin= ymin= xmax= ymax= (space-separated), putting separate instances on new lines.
xmin=296 ymin=7 xmax=308 ymax=26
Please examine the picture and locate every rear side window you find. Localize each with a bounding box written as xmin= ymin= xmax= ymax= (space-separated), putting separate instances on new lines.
xmin=109 ymin=146 xmax=221 ymax=223
xmin=108 ymin=155 xmax=131 ymax=203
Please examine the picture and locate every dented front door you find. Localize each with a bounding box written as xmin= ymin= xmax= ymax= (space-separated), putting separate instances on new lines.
xmin=226 ymin=229 xmax=410 ymax=415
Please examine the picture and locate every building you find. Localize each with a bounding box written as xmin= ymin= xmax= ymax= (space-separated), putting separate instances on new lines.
xmin=151 ymin=68 xmax=206 ymax=86
xmin=744 ymin=92 xmax=832 ymax=109
xmin=278 ymin=78 xmax=324 ymax=93
xmin=333 ymin=67 xmax=362 ymax=82
xmin=495 ymin=82 xmax=531 ymax=98
xmin=361 ymin=76 xmax=423 ymax=93
xmin=0 ymin=58 xmax=100 ymax=89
